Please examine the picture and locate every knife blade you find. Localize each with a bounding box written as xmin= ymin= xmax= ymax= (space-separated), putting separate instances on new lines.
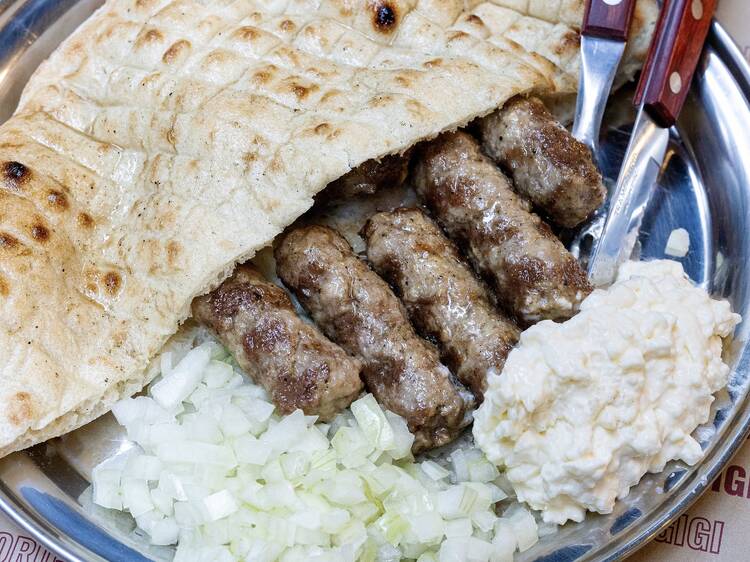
xmin=587 ymin=0 xmax=718 ymax=287
xmin=587 ymin=109 xmax=669 ymax=286
xmin=572 ymin=0 xmax=637 ymax=162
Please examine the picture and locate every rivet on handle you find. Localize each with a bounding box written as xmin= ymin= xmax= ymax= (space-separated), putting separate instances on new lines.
xmin=692 ymin=0 xmax=703 ymax=20
xmin=633 ymin=0 xmax=718 ymax=127
xmin=669 ymin=72 xmax=683 ymax=94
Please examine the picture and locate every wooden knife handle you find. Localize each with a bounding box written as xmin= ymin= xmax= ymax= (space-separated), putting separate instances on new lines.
xmin=633 ymin=0 xmax=717 ymax=127
xmin=581 ymin=0 xmax=638 ymax=41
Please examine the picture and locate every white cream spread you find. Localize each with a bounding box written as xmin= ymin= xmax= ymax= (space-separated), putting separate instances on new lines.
xmin=665 ymin=228 xmax=690 ymax=257
xmin=473 ymin=260 xmax=741 ymax=524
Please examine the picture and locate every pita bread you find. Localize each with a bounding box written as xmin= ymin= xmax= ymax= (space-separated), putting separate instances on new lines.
xmin=0 ymin=0 xmax=657 ymax=457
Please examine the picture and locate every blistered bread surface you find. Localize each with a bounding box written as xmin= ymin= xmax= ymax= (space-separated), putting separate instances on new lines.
xmin=0 ymin=0 xmax=655 ymax=455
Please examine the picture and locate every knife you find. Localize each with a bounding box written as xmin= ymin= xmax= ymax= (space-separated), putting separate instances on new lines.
xmin=572 ymin=0 xmax=638 ymax=163
xmin=587 ymin=0 xmax=717 ymax=287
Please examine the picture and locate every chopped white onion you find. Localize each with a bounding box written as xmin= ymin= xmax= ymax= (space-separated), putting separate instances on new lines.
xmin=233 ymin=434 xmax=271 ymax=466
xmin=351 ymin=394 xmax=395 ymax=451
xmin=421 ymin=460 xmax=450 ymax=481
xmin=504 ymin=505 xmax=539 ymax=552
xmin=92 ymin=339 xmax=540 ymax=561
xmin=151 ymin=345 xmax=211 ymax=409
xmin=444 ymin=518 xmax=473 ymax=539
xmin=203 ymin=490 xmax=239 ymax=521
xmin=124 ymin=454 xmax=162 ymax=481
xmin=91 ymin=465 xmax=123 ymax=510
xmin=150 ymin=517 xmax=180 ymax=545
xmin=121 ymin=478 xmax=153 ymax=518
xmin=203 ymin=360 xmax=234 ymax=389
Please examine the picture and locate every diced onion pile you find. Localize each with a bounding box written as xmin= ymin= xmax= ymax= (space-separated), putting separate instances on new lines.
xmin=92 ymin=341 xmax=539 ymax=561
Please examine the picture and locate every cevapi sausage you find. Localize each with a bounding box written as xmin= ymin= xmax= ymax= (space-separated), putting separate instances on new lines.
xmin=478 ymin=96 xmax=605 ymax=228
xmin=275 ymin=225 xmax=474 ymax=452
xmin=192 ymin=264 xmax=363 ymax=421
xmin=413 ymin=131 xmax=591 ymax=325
xmin=323 ymin=152 xmax=411 ymax=200
xmin=363 ymin=208 xmax=520 ymax=400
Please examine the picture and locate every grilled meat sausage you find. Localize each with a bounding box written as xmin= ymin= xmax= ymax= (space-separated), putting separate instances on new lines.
xmin=363 ymin=208 xmax=520 ymax=400
xmin=324 ymin=152 xmax=411 ymax=200
xmin=413 ymin=131 xmax=592 ymax=325
xmin=275 ymin=225 xmax=474 ymax=452
xmin=478 ymin=96 xmax=605 ymax=228
xmin=192 ymin=264 xmax=363 ymax=421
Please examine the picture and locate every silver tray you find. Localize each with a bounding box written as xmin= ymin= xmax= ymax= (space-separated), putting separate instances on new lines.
xmin=0 ymin=1 xmax=748 ymax=561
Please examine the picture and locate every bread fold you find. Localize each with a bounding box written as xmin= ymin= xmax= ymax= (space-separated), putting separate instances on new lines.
xmin=0 ymin=0 xmax=657 ymax=456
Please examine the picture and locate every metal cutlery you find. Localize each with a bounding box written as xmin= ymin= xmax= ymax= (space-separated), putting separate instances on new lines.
xmin=569 ymin=0 xmax=637 ymax=261
xmin=572 ymin=0 xmax=638 ymax=162
xmin=587 ymin=0 xmax=718 ymax=286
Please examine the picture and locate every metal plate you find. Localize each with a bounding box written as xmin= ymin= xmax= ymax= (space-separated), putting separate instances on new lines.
xmin=0 ymin=2 xmax=748 ymax=561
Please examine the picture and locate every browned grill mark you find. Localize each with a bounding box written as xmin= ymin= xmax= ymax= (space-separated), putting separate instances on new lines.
xmin=372 ymin=1 xmax=398 ymax=32
xmin=162 ymin=39 xmax=191 ymax=64
xmin=279 ymin=19 xmax=296 ymax=32
xmin=204 ymin=49 xmax=231 ymax=67
xmin=136 ymin=28 xmax=164 ymax=48
xmin=30 ymin=224 xmax=49 ymax=242
xmin=78 ymin=212 xmax=94 ymax=229
xmin=447 ymin=30 xmax=471 ymax=42
xmin=103 ymin=271 xmax=122 ymax=295
xmin=555 ymin=30 xmax=580 ymax=54
xmin=252 ymin=68 xmax=275 ymax=85
xmin=9 ymin=392 xmax=32 ymax=426
xmin=140 ymin=72 xmax=162 ymax=89
xmin=0 ymin=232 xmax=18 ymax=249
xmin=310 ymin=122 xmax=341 ymax=141
xmin=274 ymin=361 xmax=329 ymax=412
xmin=314 ymin=123 xmax=331 ymax=135
xmin=47 ymin=190 xmax=69 ymax=211
xmin=277 ymin=47 xmax=301 ymax=68
xmin=289 ymin=82 xmax=318 ymax=100
xmin=466 ymin=14 xmax=484 ymax=26
xmin=369 ymin=94 xmax=394 ymax=108
xmin=0 ymin=275 xmax=9 ymax=296
xmin=234 ymin=26 xmax=260 ymax=41
xmin=320 ymin=90 xmax=342 ymax=104
xmin=66 ymin=40 xmax=85 ymax=58
xmin=395 ymin=75 xmax=411 ymax=88
xmin=165 ymin=125 xmax=177 ymax=147
xmin=166 ymin=240 xmax=181 ymax=266
xmin=3 ymin=161 xmax=30 ymax=190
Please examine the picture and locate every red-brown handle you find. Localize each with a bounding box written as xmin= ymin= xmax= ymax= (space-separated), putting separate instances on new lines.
xmin=582 ymin=0 xmax=638 ymax=41
xmin=633 ymin=0 xmax=717 ymax=127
